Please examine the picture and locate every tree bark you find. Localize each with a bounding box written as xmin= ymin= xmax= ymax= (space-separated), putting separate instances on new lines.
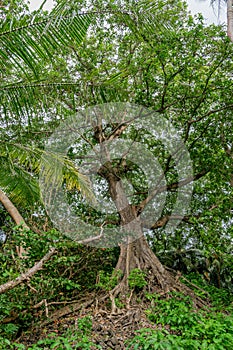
xmin=115 ymin=236 xmax=170 ymax=289
xmin=227 ymin=0 xmax=233 ymax=42
xmin=106 ymin=175 xmax=169 ymax=288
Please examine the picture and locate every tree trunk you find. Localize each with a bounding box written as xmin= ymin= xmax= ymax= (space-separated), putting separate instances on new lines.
xmin=227 ymin=0 xmax=233 ymax=42
xmin=104 ymin=172 xmax=207 ymax=308
xmin=0 ymin=188 xmax=29 ymax=229
xmin=110 ymin=226 xmax=208 ymax=310
xmin=0 ymin=188 xmax=29 ymax=258
xmin=115 ymin=235 xmax=171 ymax=291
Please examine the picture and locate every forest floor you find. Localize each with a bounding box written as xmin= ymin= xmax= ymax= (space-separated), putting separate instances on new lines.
xmin=14 ymin=274 xmax=213 ymax=349
xmin=17 ymin=306 xmax=167 ymax=349
xmin=6 ymin=281 xmax=233 ymax=350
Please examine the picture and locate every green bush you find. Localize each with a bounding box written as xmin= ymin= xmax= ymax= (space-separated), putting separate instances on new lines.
xmin=127 ymin=326 xmax=233 ymax=350
xmin=128 ymin=269 xmax=147 ymax=289
xmin=129 ymin=292 xmax=233 ymax=349
xmin=0 ymin=316 xmax=101 ymax=350
xmin=126 ymin=329 xmax=202 ymax=349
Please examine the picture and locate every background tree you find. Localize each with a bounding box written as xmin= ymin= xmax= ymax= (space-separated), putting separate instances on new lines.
xmin=227 ymin=0 xmax=233 ymax=40
xmin=209 ymin=0 xmax=233 ymax=41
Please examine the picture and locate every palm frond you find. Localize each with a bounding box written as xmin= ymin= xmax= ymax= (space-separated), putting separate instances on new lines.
xmin=0 ymin=157 xmax=39 ymax=206
xmin=0 ymin=142 xmax=95 ymax=207
xmin=0 ymin=12 xmax=93 ymax=78
xmin=40 ymin=150 xmax=95 ymax=204
xmin=0 ymin=8 xmax=99 ymax=210
xmin=0 ymin=81 xmax=79 ymax=125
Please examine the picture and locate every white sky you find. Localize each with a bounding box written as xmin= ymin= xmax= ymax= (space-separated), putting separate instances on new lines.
xmin=29 ymin=0 xmax=55 ymax=12
xmin=187 ymin=0 xmax=226 ymax=24
xmin=29 ymin=0 xmax=227 ymax=25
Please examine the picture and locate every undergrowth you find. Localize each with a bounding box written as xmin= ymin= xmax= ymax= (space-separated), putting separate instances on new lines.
xmin=127 ymin=290 xmax=233 ymax=349
xmin=1 ymin=228 xmax=233 ymax=349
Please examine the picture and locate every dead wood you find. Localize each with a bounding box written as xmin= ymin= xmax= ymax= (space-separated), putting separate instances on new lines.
xmin=41 ymin=296 xmax=95 ymax=326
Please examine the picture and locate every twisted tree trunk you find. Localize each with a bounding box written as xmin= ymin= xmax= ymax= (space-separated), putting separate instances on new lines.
xmin=104 ymin=173 xmax=207 ymax=309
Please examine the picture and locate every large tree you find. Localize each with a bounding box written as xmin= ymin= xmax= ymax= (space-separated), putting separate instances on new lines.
xmin=0 ymin=0 xmax=232 ymax=308
xmin=40 ymin=0 xmax=233 ymax=307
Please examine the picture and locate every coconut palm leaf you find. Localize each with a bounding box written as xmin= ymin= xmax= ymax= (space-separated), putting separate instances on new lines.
xmin=0 ymin=142 xmax=95 ymax=206
xmin=0 ymin=81 xmax=81 ymax=132
xmin=0 ymin=9 xmax=96 ymax=208
xmin=0 ymin=9 xmax=93 ymax=133
xmin=0 ymin=157 xmax=39 ymax=207
xmin=0 ymin=12 xmax=93 ymax=78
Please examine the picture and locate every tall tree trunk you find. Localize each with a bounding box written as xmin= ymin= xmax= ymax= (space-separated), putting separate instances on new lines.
xmin=227 ymin=0 xmax=233 ymax=42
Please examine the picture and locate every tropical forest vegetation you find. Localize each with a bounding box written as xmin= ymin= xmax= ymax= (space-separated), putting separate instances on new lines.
xmin=0 ymin=0 xmax=232 ymax=348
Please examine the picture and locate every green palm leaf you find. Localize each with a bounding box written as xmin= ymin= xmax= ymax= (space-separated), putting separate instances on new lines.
xmin=0 ymin=9 xmax=96 ymax=209
xmin=0 ymin=156 xmax=39 ymax=207
xmin=0 ymin=142 xmax=94 ymax=207
xmin=0 ymin=13 xmax=93 ymax=78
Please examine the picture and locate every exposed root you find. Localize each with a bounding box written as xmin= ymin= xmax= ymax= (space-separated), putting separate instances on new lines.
xmin=106 ymin=237 xmax=210 ymax=311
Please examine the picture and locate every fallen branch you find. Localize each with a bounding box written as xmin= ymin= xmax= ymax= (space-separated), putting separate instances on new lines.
xmin=0 ymin=248 xmax=56 ymax=295
xmin=76 ymin=222 xmax=105 ymax=244
xmin=41 ymin=297 xmax=95 ymax=326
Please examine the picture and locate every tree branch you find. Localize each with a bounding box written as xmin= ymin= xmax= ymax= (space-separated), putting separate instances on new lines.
xmin=137 ymin=169 xmax=208 ymax=214
xmin=147 ymin=204 xmax=219 ymax=230
xmin=144 ymin=214 xmax=191 ymax=230
xmin=0 ymin=248 xmax=56 ymax=295
xmin=190 ymin=103 xmax=233 ymax=124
